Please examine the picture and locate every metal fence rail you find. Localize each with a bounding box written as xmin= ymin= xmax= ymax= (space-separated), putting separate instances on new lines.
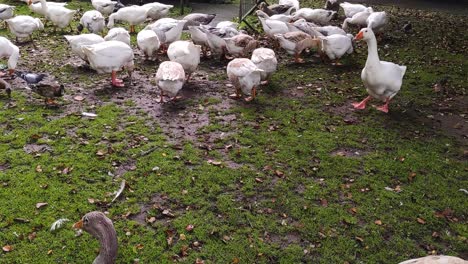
xmin=239 ymin=0 xmax=267 ymax=31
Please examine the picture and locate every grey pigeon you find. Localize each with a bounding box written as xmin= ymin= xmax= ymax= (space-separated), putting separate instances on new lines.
xmin=16 ymin=71 xmax=47 ymax=85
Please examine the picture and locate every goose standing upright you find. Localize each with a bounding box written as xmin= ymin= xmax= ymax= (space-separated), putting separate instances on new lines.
xmin=182 ymin=13 xmax=216 ymax=29
xmin=167 ymin=41 xmax=201 ymax=81
xmin=353 ymin=28 xmax=406 ymax=113
xmin=73 ymin=211 xmax=118 ymax=264
xmin=366 ymin=11 xmax=388 ymax=33
xmin=91 ymin=0 xmax=117 ymax=16
xmin=0 ymin=36 xmax=20 ymax=75
xmin=342 ymin=7 xmax=373 ymax=30
xmin=291 ymin=8 xmax=336 ymax=25
xmin=142 ymin=2 xmax=173 ymax=20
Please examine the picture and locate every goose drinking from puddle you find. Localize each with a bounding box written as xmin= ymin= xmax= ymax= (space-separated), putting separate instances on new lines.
xmin=74 ymin=211 xmax=118 ymax=264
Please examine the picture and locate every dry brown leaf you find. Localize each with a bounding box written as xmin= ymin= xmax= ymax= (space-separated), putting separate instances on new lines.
xmin=36 ymin=202 xmax=48 ymax=209
xmin=88 ymin=198 xmax=95 ymax=204
xmin=28 ymin=232 xmax=37 ymax=242
xmin=408 ymin=172 xmax=417 ymax=182
xmin=36 ymin=165 xmax=42 ymax=173
xmin=147 ymin=217 xmax=156 ymax=224
xmin=207 ymin=160 xmax=222 ymax=166
xmin=74 ymin=95 xmax=84 ymax=101
xmin=349 ymin=207 xmax=358 ymax=214
xmin=96 ymin=149 xmax=107 ymax=156
xmin=232 ymin=257 xmax=240 ymax=264
xmin=195 ymin=258 xmax=205 ymax=264
xmin=417 ymin=218 xmax=426 ymax=224
xmin=320 ymin=199 xmax=328 ymax=207
xmin=275 ymin=170 xmax=284 ymax=177
xmin=255 ymin=178 xmax=264 ymax=183
xmin=2 ymin=245 xmax=12 ymax=252
xmin=179 ymin=234 xmax=186 ymax=241
xmin=185 ymin=224 xmax=194 ymax=232
xmin=355 ymin=236 xmax=364 ymax=243
xmin=374 ymin=220 xmax=383 ymax=226
xmin=47 ymin=249 xmax=53 ymax=255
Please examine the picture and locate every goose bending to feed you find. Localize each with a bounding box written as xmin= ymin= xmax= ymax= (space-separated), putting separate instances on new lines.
xmin=167 ymin=41 xmax=200 ymax=81
xmin=398 ymin=256 xmax=467 ymax=264
xmin=0 ymin=36 xmax=20 ymax=75
xmin=74 ymin=211 xmax=118 ymax=264
xmin=366 ymin=11 xmax=388 ymax=33
xmin=145 ymin=18 xmax=187 ymax=50
xmin=279 ymin=0 xmax=299 ymax=11
xmin=188 ymin=26 xmax=209 ymax=57
xmin=0 ymin=78 xmax=12 ymax=98
xmin=251 ymin=48 xmax=277 ymax=85
xmin=319 ymin=34 xmax=353 ymax=64
xmin=259 ymin=2 xmax=295 ymax=16
xmin=91 ymin=0 xmax=117 ymax=16
xmin=0 ymin=4 xmax=15 ymax=28
xmin=353 ymin=28 xmax=406 ymax=113
xmin=64 ymin=34 xmax=105 ymax=63
xmin=227 ymin=58 xmax=263 ymax=102
xmin=143 ymin=2 xmax=173 ymax=20
xmin=256 ymin=13 xmax=290 ymax=39
xmin=137 ymin=29 xmax=160 ymax=60
xmin=275 ymin=31 xmax=320 ymax=63
xmin=104 ymin=27 xmax=130 ymax=46
xmin=291 ymin=8 xmax=336 ymax=25
xmin=82 ymin=40 xmax=134 ymax=87
xmin=199 ymin=27 xmax=229 ymax=60
xmin=256 ymin=10 xmax=292 ymax=23
xmin=182 ymin=13 xmax=216 ymax=29
xmin=225 ymin=34 xmax=259 ymax=58
xmin=216 ymin=21 xmax=238 ymax=29
xmin=155 ymin=61 xmax=185 ymax=103
xmin=78 ymin=10 xmax=105 ymax=34
xmin=107 ymin=5 xmax=149 ymax=33
xmin=340 ymin=2 xmax=368 ymax=18
xmin=6 ymin=15 xmax=44 ymax=44
xmin=342 ymin=7 xmax=373 ymax=30
xmin=32 ymin=0 xmax=76 ymax=31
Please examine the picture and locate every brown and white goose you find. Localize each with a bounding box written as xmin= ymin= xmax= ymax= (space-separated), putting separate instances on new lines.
xmin=73 ymin=211 xmax=118 ymax=264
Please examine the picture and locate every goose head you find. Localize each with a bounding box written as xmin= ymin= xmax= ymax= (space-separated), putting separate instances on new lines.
xmin=74 ymin=211 xmax=118 ymax=264
xmin=354 ymin=27 xmax=374 ymax=41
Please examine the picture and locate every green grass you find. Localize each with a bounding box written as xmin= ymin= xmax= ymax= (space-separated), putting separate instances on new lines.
xmin=0 ymin=0 xmax=467 ymax=263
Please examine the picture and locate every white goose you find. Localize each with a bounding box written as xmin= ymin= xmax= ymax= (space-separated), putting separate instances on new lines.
xmin=216 ymin=21 xmax=238 ymax=29
xmin=0 ymin=36 xmax=20 ymax=75
xmin=64 ymin=34 xmax=105 ymax=63
xmin=353 ymin=28 xmax=406 ymax=113
xmin=227 ymin=58 xmax=263 ymax=101
xmin=155 ymin=61 xmax=185 ymax=102
xmin=257 ymin=14 xmax=290 ymax=39
xmin=145 ymin=18 xmax=187 ymax=49
xmin=279 ymin=0 xmax=299 ymax=11
xmin=275 ymin=31 xmax=320 ymax=63
xmin=367 ymin=11 xmax=388 ymax=33
xmin=142 ymin=2 xmax=173 ymax=20
xmin=340 ymin=2 xmax=368 ymax=18
xmin=91 ymin=0 xmax=117 ymax=17
xmin=251 ymin=48 xmax=277 ymax=84
xmin=0 ymin=4 xmax=15 ymax=27
xmin=199 ymin=27 xmax=229 ymax=60
xmin=256 ymin=10 xmax=292 ymax=23
xmin=25 ymin=0 xmax=66 ymax=26
xmin=81 ymin=40 xmax=134 ymax=87
xmin=342 ymin=7 xmax=373 ymax=30
xmin=33 ymin=0 xmax=76 ymax=31
xmin=398 ymin=255 xmax=467 ymax=264
xmin=225 ymin=34 xmax=259 ymax=58
xmin=104 ymin=27 xmax=130 ymax=46
xmin=137 ymin=29 xmax=160 ymax=60
xmin=167 ymin=41 xmax=200 ymax=81
xmin=78 ymin=10 xmax=105 ymax=34
xmin=188 ymin=25 xmax=209 ymax=56
xmin=6 ymin=15 xmax=44 ymax=43
xmin=319 ymin=34 xmax=354 ymax=64
xmin=108 ymin=5 xmax=149 ymax=33
xmin=291 ymin=8 xmax=336 ymax=25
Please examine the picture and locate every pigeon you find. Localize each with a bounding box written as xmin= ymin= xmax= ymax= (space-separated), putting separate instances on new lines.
xmin=15 ymin=71 xmax=47 ymax=85
xmin=29 ymin=82 xmax=64 ymax=105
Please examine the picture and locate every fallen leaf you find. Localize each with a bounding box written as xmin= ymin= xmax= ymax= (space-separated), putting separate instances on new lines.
xmin=96 ymin=149 xmax=107 ymax=156
xmin=47 ymin=249 xmax=53 ymax=255
xmin=162 ymin=209 xmax=175 ymax=217
xmin=147 ymin=217 xmax=156 ymax=224
xmin=408 ymin=172 xmax=417 ymax=182
xmin=185 ymin=224 xmax=194 ymax=232
xmin=374 ymin=220 xmax=383 ymax=226
xmin=207 ymin=160 xmax=222 ymax=166
xmin=88 ymin=198 xmax=95 ymax=204
xmin=417 ymin=218 xmax=426 ymax=224
xmin=36 ymin=165 xmax=42 ymax=172
xmin=195 ymin=258 xmax=205 ymax=264
xmin=28 ymin=232 xmax=37 ymax=242
xmin=2 ymin=245 xmax=12 ymax=252
xmin=320 ymin=199 xmax=328 ymax=207
xmin=349 ymin=207 xmax=358 ymax=214
xmin=179 ymin=233 xmax=186 ymax=241
xmin=255 ymin=178 xmax=264 ymax=183
xmin=232 ymin=257 xmax=240 ymax=264
xmin=275 ymin=170 xmax=284 ymax=177
xmin=355 ymin=236 xmax=364 ymax=243
xmin=74 ymin=96 xmax=84 ymax=101
xmin=36 ymin=202 xmax=48 ymax=209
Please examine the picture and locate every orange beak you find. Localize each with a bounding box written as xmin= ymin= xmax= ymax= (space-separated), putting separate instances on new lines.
xmin=8 ymin=69 xmax=14 ymax=75
xmin=73 ymin=219 xmax=83 ymax=229
xmin=354 ymin=31 xmax=364 ymax=41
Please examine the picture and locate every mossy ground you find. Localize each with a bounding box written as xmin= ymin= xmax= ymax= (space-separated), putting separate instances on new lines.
xmin=0 ymin=0 xmax=467 ymax=263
